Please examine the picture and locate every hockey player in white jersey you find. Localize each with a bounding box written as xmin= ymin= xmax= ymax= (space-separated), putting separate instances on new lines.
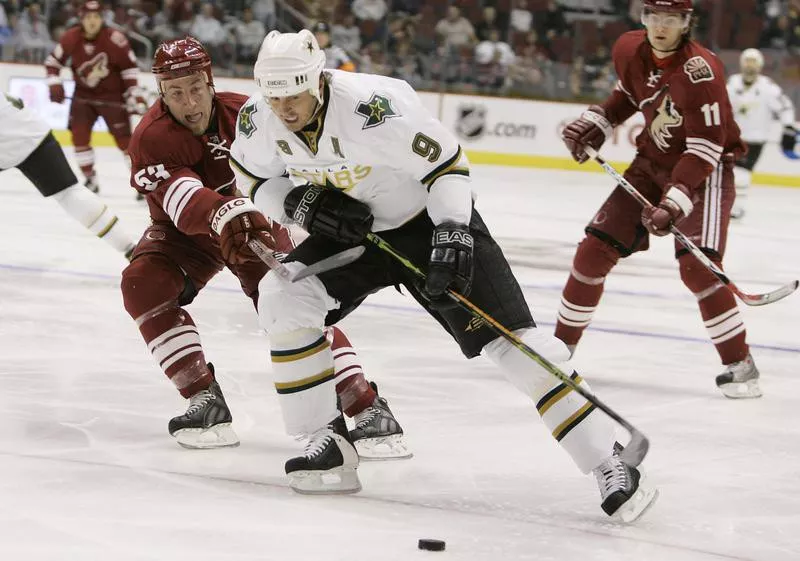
xmin=0 ymin=93 xmax=135 ymax=258
xmin=229 ymin=29 xmax=657 ymax=521
xmin=727 ymin=48 xmax=797 ymax=219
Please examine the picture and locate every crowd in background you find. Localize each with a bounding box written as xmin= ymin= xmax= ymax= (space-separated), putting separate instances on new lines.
xmin=0 ymin=0 xmax=799 ymax=104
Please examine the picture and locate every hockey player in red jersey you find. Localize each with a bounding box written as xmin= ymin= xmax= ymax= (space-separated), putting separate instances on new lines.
xmin=45 ymin=0 xmax=149 ymax=193
xmin=558 ymin=0 xmax=760 ymax=398
xmin=121 ymin=37 xmax=410 ymax=457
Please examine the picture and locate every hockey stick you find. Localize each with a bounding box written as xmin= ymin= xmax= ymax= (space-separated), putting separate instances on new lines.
xmin=366 ymin=232 xmax=649 ymax=467
xmin=248 ymin=238 xmax=365 ymax=282
xmin=67 ymin=96 xmax=129 ymax=109
xmin=585 ymin=147 xmax=798 ymax=306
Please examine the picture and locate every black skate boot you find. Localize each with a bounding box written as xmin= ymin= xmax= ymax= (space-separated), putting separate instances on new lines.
xmin=592 ymin=443 xmax=658 ymax=522
xmin=716 ymin=353 xmax=762 ymax=399
xmin=168 ymin=365 xmax=239 ymax=449
xmin=285 ymin=414 xmax=361 ymax=494
xmin=350 ymin=383 xmax=412 ymax=460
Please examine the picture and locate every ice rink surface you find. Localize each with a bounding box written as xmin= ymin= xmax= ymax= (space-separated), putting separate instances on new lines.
xmin=1 ymin=149 xmax=798 ymax=561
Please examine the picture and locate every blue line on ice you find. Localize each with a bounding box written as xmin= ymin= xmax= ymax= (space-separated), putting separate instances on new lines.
xmin=2 ymin=262 xmax=797 ymax=354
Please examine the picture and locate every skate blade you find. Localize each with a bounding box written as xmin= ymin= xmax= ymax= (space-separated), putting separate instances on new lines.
xmin=288 ymin=466 xmax=362 ymax=495
xmin=354 ymin=434 xmax=413 ymax=461
xmin=613 ymin=482 xmax=659 ymax=523
xmin=718 ymin=379 xmax=763 ymax=399
xmin=173 ymin=423 xmax=240 ymax=449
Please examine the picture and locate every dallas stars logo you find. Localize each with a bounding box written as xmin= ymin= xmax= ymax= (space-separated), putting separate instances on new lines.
xmin=355 ymin=93 xmax=399 ymax=129
xmin=238 ymin=103 xmax=258 ymax=138
xmin=305 ymin=40 xmax=315 ymax=55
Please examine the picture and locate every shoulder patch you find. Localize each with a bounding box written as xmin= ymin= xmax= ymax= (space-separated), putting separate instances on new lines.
xmin=684 ymin=56 xmax=715 ymax=84
xmin=110 ymin=29 xmax=128 ymax=48
xmin=355 ymin=93 xmax=400 ymax=129
xmin=238 ymin=103 xmax=258 ymax=139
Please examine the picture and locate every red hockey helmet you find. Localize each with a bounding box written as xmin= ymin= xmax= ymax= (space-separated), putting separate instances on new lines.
xmin=152 ymin=37 xmax=213 ymax=91
xmin=79 ymin=0 xmax=102 ymax=17
xmin=643 ymin=0 xmax=693 ymax=13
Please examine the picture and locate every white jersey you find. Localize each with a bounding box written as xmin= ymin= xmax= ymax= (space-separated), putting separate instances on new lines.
xmin=0 ymin=93 xmax=51 ymax=169
xmin=230 ymin=69 xmax=471 ymax=232
xmin=727 ymin=73 xmax=795 ymax=143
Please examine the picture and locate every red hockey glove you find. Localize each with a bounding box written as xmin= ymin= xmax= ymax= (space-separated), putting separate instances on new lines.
xmin=49 ymin=83 xmax=65 ymax=104
xmin=641 ymin=183 xmax=694 ymax=236
xmin=562 ymin=105 xmax=613 ymax=163
xmin=125 ymin=88 xmax=149 ymax=115
xmin=210 ymin=197 xmax=276 ymax=264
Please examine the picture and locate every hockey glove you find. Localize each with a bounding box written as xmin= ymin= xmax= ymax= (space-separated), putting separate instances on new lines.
xmin=125 ymin=87 xmax=149 ymax=115
xmin=210 ymin=197 xmax=276 ymax=264
xmin=284 ymin=184 xmax=373 ymax=244
xmin=49 ymin=83 xmax=65 ymax=104
xmin=781 ymin=125 xmax=798 ymax=153
xmin=425 ymin=222 xmax=474 ymax=309
xmin=562 ymin=105 xmax=613 ymax=163
xmin=641 ymin=183 xmax=694 ymax=236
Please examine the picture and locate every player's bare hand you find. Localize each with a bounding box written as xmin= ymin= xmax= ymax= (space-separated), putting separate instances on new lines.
xmin=210 ymin=197 xmax=276 ymax=264
xmin=562 ymin=105 xmax=613 ymax=163
xmin=49 ymin=84 xmax=65 ymax=104
xmin=641 ymin=183 xmax=694 ymax=236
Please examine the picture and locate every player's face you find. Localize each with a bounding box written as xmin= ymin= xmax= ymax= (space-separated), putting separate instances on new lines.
xmin=741 ymin=59 xmax=761 ymax=81
xmin=161 ymin=73 xmax=214 ymax=136
xmin=642 ymin=9 xmax=688 ymax=54
xmin=81 ymin=12 xmax=103 ymax=38
xmin=267 ymin=90 xmax=319 ymax=132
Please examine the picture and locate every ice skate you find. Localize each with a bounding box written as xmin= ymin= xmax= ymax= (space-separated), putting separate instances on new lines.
xmin=168 ymin=368 xmax=239 ymax=449
xmin=716 ymin=353 xmax=762 ymax=399
xmin=84 ymin=173 xmax=99 ymax=193
xmin=593 ymin=444 xmax=658 ymax=523
xmin=285 ymin=414 xmax=361 ymax=495
xmin=350 ymin=383 xmax=412 ymax=460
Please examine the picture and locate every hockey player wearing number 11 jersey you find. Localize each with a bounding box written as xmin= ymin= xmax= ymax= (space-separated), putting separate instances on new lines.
xmin=230 ymin=29 xmax=657 ymax=521
xmin=559 ymin=0 xmax=761 ymax=399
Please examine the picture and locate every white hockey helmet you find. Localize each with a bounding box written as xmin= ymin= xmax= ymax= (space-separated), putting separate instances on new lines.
xmin=254 ymin=29 xmax=326 ymax=102
xmin=740 ymin=48 xmax=764 ymax=73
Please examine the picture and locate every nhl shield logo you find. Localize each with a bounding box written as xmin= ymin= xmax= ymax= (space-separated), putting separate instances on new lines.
xmin=455 ymin=104 xmax=486 ymax=140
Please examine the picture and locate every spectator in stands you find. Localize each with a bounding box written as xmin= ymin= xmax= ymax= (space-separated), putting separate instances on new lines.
xmin=536 ymin=0 xmax=570 ymax=39
xmin=14 ymin=2 xmax=53 ymax=62
xmin=251 ymin=0 xmax=276 ymax=30
xmin=435 ymin=5 xmax=476 ymax=49
xmin=351 ymin=0 xmax=388 ymax=22
xmin=475 ymin=27 xmax=515 ymax=92
xmin=389 ymin=36 xmax=422 ymax=83
xmin=760 ymin=14 xmax=792 ymax=49
xmin=191 ymin=3 xmax=226 ymax=49
xmin=510 ymin=0 xmax=533 ymax=34
xmin=475 ymin=6 xmax=501 ymax=42
xmin=332 ymin=13 xmax=362 ymax=53
xmin=234 ymin=6 xmax=265 ymax=65
xmin=313 ymin=21 xmax=356 ymax=71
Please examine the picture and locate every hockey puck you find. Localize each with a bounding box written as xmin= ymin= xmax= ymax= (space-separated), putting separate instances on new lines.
xmin=418 ymin=539 xmax=446 ymax=551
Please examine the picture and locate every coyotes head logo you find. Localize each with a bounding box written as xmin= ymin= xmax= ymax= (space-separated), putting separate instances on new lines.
xmin=76 ymin=53 xmax=110 ymax=88
xmin=649 ymin=94 xmax=683 ymax=152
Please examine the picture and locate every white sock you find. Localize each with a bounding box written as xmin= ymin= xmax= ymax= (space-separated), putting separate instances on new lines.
xmin=484 ymin=328 xmax=615 ymax=473
xmin=50 ymin=185 xmax=135 ymax=255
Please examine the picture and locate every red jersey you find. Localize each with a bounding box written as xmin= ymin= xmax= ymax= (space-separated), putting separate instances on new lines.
xmin=602 ymin=31 xmax=746 ymax=190
xmin=45 ymin=25 xmax=139 ymax=101
xmin=128 ymin=92 xmax=293 ymax=252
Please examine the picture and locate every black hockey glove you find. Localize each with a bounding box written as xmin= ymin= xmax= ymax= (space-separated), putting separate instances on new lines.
xmin=284 ymin=184 xmax=374 ymax=244
xmin=781 ymin=125 xmax=798 ymax=153
xmin=425 ymin=222 xmax=474 ymax=309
